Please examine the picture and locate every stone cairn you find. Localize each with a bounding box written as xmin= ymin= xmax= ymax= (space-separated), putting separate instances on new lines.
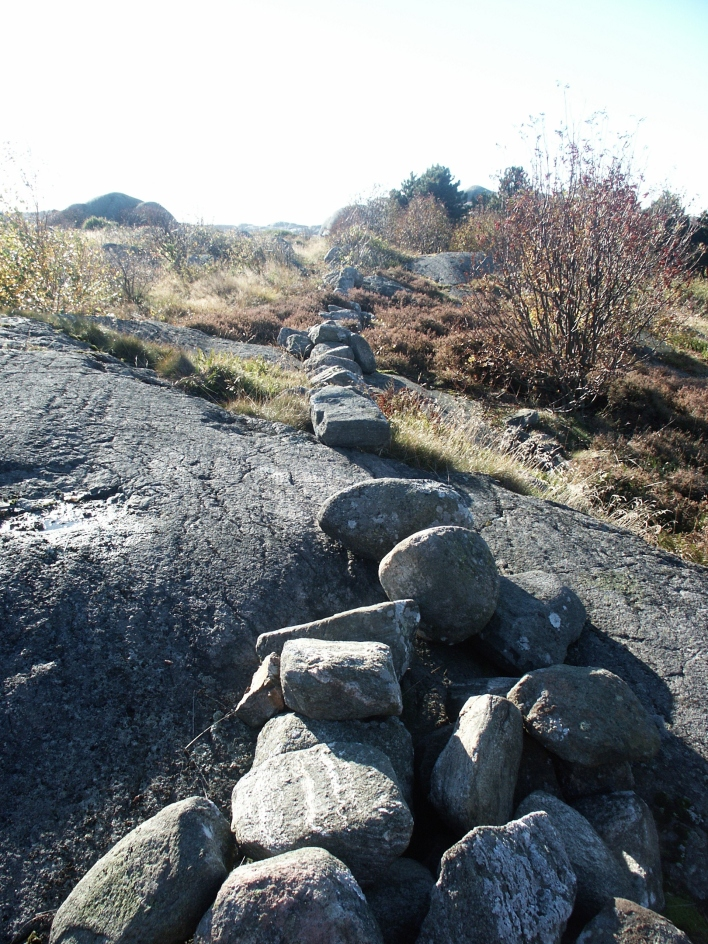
xmin=48 ymin=477 xmax=689 ymax=944
xmin=277 ymin=312 xmax=392 ymax=451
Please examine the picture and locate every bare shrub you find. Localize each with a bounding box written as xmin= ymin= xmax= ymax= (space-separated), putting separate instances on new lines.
xmin=468 ymin=127 xmax=692 ymax=404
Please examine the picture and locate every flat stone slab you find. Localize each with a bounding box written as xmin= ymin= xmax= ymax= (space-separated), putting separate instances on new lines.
xmin=256 ymin=600 xmax=420 ymax=678
xmin=231 ymin=742 xmax=413 ymax=884
xmin=310 ymin=386 xmax=391 ymax=449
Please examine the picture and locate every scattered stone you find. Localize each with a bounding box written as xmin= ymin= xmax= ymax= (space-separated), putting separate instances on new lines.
xmin=576 ymin=898 xmax=690 ymax=943
xmin=416 ymin=811 xmax=576 ymax=944
xmin=234 ymin=652 xmax=284 ymax=728
xmin=348 ymin=334 xmax=377 ymax=374
xmin=281 ymin=639 xmax=403 ymax=720
xmin=318 ymin=478 xmax=475 ymax=561
xmin=430 ymin=695 xmax=524 ymax=832
xmin=49 ymin=798 xmax=235 ymax=944
xmin=447 ymin=677 xmax=519 ymax=717
xmin=410 ymin=251 xmax=492 ymax=287
xmin=476 ymin=571 xmax=586 ymax=673
xmin=256 ymin=599 xmax=420 ymax=678
xmin=507 ymin=666 xmax=662 ymax=766
xmin=195 ymin=846 xmax=384 ymax=944
xmin=361 ymin=274 xmax=410 ymax=297
xmin=556 ymin=759 xmax=635 ymax=800
xmin=379 ymin=526 xmax=499 ymax=644
xmin=574 ymin=791 xmax=664 ymax=911
xmin=308 ymin=321 xmax=352 ymax=345
xmin=310 ymin=386 xmax=391 ymax=449
xmin=285 ymin=333 xmax=314 ymax=359
xmin=252 ymin=712 xmax=414 ymax=804
xmin=325 ymin=265 xmax=363 ymax=293
xmin=309 ymin=365 xmax=366 ymax=389
xmin=231 ymin=741 xmax=413 ymax=884
xmin=305 ymin=352 xmax=363 ymax=377
xmin=365 ymin=858 xmax=434 ymax=944
xmin=506 ymin=409 xmax=540 ymax=428
xmin=516 ymin=790 xmax=633 ymax=915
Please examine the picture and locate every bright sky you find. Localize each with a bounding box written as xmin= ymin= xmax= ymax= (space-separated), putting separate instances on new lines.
xmin=2 ymin=0 xmax=707 ymax=225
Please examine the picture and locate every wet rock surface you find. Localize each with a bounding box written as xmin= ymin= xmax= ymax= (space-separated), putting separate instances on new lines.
xmin=318 ymin=477 xmax=475 ymax=561
xmin=417 ymin=811 xmax=576 ymax=944
xmin=49 ymin=797 xmax=234 ymax=944
xmin=230 ymin=741 xmax=413 ymax=883
xmin=379 ymin=526 xmax=499 ymax=643
xmin=256 ymin=599 xmax=420 ymax=678
xmin=508 ymin=665 xmax=662 ymax=766
xmin=195 ymin=847 xmax=383 ymax=944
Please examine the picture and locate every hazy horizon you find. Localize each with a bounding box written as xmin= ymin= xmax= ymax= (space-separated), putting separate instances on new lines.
xmin=2 ymin=0 xmax=707 ymax=226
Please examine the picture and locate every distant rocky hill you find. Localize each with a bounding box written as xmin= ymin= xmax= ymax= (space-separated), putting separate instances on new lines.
xmin=51 ymin=192 xmax=175 ymax=228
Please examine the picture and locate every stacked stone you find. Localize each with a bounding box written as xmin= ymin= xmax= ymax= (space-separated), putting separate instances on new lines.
xmin=48 ymin=476 xmax=686 ymax=944
xmin=278 ymin=320 xmax=390 ymax=450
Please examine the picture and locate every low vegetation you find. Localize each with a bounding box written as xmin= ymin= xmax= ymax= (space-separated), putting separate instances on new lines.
xmin=2 ymin=127 xmax=707 ymax=565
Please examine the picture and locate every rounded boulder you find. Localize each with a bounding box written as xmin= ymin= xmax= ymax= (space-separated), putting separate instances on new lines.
xmin=378 ymin=526 xmax=499 ymax=644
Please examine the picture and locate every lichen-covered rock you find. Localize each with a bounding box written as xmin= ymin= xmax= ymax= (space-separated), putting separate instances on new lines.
xmin=576 ymin=897 xmax=691 ymax=943
xmin=416 ymin=811 xmax=576 ymax=944
xmin=195 ymin=847 xmax=383 ymax=944
xmin=306 ymin=352 xmax=363 ymax=376
xmin=310 ymin=386 xmax=390 ymax=449
xmin=430 ymin=695 xmax=523 ymax=832
xmin=574 ymin=791 xmax=664 ymax=911
xmin=309 ymin=365 xmax=366 ymax=389
xmin=507 ymin=665 xmax=661 ymax=766
xmin=308 ymin=322 xmax=353 ymax=345
xmin=516 ymin=790 xmax=633 ymax=915
xmin=318 ymin=478 xmax=475 ymax=561
xmin=281 ymin=639 xmax=402 ymax=720
xmin=49 ymin=798 xmax=234 ymax=944
xmin=231 ymin=742 xmax=413 ymax=884
xmin=256 ymin=600 xmax=420 ymax=679
xmin=252 ymin=712 xmax=414 ymax=804
xmin=364 ymin=858 xmax=434 ymax=944
xmin=379 ymin=526 xmax=499 ymax=644
xmin=284 ymin=332 xmax=313 ymax=359
xmin=234 ymin=652 xmax=284 ymax=728
xmin=476 ymin=571 xmax=586 ymax=673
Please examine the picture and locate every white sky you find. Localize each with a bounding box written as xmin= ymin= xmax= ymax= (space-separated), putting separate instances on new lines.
xmin=2 ymin=0 xmax=707 ymax=225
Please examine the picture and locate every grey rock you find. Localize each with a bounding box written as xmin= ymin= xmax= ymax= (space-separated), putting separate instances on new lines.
xmin=364 ymin=858 xmax=434 ymax=944
xmin=410 ymin=251 xmax=492 ymax=287
xmin=348 ymin=334 xmax=377 ymax=374
xmin=281 ymin=639 xmax=403 ymax=720
xmin=309 ymin=366 xmax=367 ymax=389
xmin=231 ymin=741 xmax=413 ymax=883
xmin=310 ymin=343 xmax=356 ymax=363
xmin=49 ymin=797 xmax=234 ymax=944
xmin=574 ymin=791 xmax=664 ymax=910
xmin=325 ymin=265 xmax=363 ymax=293
xmin=324 ymin=246 xmax=342 ymax=263
xmin=417 ymin=811 xmax=576 ymax=944
xmin=308 ymin=321 xmax=352 ymax=345
xmin=306 ymin=352 xmax=363 ymax=376
xmin=516 ymin=790 xmax=633 ymax=915
xmin=195 ymin=847 xmax=383 ymax=944
xmin=507 ymin=665 xmax=662 ymax=766
xmin=252 ymin=712 xmax=414 ymax=804
xmin=430 ymin=695 xmax=523 ymax=832
xmin=379 ymin=526 xmax=499 ymax=644
xmin=506 ymin=409 xmax=539 ymax=428
xmin=234 ymin=652 xmax=284 ymax=728
xmin=310 ymin=386 xmax=391 ymax=449
xmin=476 ymin=571 xmax=587 ymax=672
xmin=318 ymin=478 xmax=475 ymax=561
xmin=556 ymin=759 xmax=635 ymax=800
xmin=285 ymin=332 xmax=314 ymax=359
xmin=256 ymin=599 xmax=420 ymax=678
xmin=447 ymin=677 xmax=519 ymax=716
xmin=361 ymin=274 xmax=409 ymax=297
xmin=576 ymin=898 xmax=690 ymax=943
